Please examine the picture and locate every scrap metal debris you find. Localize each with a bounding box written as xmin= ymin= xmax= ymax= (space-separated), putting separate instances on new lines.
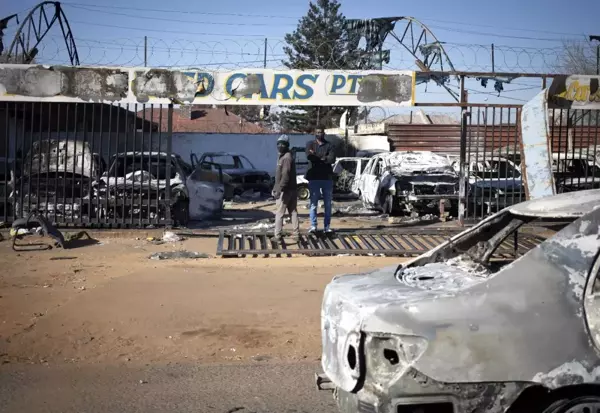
xmin=149 ymin=251 xmax=210 ymax=260
xmin=11 ymin=212 xmax=66 ymax=251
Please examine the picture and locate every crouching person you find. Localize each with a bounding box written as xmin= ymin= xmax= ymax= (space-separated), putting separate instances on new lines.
xmin=272 ymin=135 xmax=300 ymax=243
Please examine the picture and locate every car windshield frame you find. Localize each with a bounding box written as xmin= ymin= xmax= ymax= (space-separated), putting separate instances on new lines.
xmin=108 ymin=155 xmax=176 ymax=180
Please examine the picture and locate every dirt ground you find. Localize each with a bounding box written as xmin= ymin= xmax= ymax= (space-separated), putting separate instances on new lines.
xmin=0 ymin=225 xmax=406 ymax=368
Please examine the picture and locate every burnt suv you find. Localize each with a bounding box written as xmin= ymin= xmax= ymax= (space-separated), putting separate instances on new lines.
xmin=193 ymin=152 xmax=271 ymax=199
xmin=318 ymin=189 xmax=600 ymax=413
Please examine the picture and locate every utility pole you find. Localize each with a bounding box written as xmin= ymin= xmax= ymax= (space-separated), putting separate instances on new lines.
xmin=590 ymin=35 xmax=600 ymax=75
xmin=144 ymin=36 xmax=148 ymax=67
xmin=263 ymin=38 xmax=267 ymax=68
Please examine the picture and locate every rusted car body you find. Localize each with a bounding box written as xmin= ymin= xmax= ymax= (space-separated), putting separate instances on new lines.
xmin=94 ymin=152 xmax=224 ymax=226
xmin=319 ymin=189 xmax=600 ymax=413
xmin=12 ymin=140 xmax=101 ymax=220
xmin=356 ymin=151 xmax=459 ymax=215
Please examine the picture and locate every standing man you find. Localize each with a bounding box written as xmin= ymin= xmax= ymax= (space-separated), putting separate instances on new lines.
xmin=272 ymin=135 xmax=299 ymax=242
xmin=305 ymin=127 xmax=336 ymax=233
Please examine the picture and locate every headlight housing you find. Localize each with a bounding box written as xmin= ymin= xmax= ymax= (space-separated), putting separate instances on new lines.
xmin=364 ymin=334 xmax=428 ymax=393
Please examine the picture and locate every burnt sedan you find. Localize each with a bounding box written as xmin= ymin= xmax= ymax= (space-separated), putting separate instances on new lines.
xmin=12 ymin=140 xmax=102 ymax=221
xmin=194 ymin=152 xmax=271 ymax=199
xmin=319 ymin=189 xmax=600 ymax=413
xmin=356 ymin=151 xmax=459 ymax=216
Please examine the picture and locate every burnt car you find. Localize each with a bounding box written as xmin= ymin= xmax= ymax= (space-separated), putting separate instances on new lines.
xmin=95 ymin=152 xmax=193 ymax=226
xmin=553 ymin=153 xmax=600 ymax=193
xmin=12 ymin=140 xmax=103 ymax=220
xmin=0 ymin=157 xmax=14 ymax=218
xmin=318 ymin=188 xmax=600 ymax=413
xmin=193 ymin=152 xmax=271 ymax=199
xmin=468 ymin=157 xmax=524 ymax=215
xmin=356 ymin=151 xmax=459 ymax=215
xmin=297 ymin=157 xmax=370 ymax=200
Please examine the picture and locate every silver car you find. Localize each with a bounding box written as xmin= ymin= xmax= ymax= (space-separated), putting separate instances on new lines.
xmin=318 ymin=189 xmax=600 ymax=413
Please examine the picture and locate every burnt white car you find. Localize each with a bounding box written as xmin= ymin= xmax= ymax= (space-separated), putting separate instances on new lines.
xmin=356 ymin=151 xmax=459 ymax=215
xmin=319 ymin=189 xmax=600 ymax=413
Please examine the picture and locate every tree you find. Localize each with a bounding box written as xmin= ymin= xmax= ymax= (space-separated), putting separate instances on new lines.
xmin=557 ymin=40 xmax=598 ymax=75
xmin=279 ymin=0 xmax=365 ymax=133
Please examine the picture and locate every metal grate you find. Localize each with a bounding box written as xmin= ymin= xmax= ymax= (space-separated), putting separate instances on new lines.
xmin=0 ymin=102 xmax=174 ymax=228
xmin=216 ymin=228 xmax=545 ymax=258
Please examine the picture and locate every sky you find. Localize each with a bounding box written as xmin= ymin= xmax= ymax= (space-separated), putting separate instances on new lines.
xmin=3 ymin=0 xmax=600 ymax=114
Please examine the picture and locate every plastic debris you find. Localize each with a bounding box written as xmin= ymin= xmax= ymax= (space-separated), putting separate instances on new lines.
xmin=162 ymin=231 xmax=183 ymax=242
xmin=149 ymin=251 xmax=210 ymax=260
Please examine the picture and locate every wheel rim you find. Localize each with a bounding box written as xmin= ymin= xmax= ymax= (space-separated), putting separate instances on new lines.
xmin=548 ymin=397 xmax=600 ymax=413
xmin=299 ymin=187 xmax=309 ymax=200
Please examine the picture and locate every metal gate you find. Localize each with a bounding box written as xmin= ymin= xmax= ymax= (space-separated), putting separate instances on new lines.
xmin=462 ymin=105 xmax=524 ymax=220
xmin=0 ymin=102 xmax=175 ymax=228
xmin=461 ymin=105 xmax=600 ymax=220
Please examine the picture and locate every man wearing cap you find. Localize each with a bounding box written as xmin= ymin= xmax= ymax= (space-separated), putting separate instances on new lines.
xmin=272 ymin=134 xmax=299 ymax=242
xmin=305 ymin=127 xmax=336 ymax=233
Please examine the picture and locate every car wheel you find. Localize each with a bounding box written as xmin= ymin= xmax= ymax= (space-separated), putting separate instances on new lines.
xmin=542 ymin=396 xmax=600 ymax=413
xmin=172 ymin=199 xmax=189 ymax=227
xmin=297 ymin=185 xmax=310 ymax=200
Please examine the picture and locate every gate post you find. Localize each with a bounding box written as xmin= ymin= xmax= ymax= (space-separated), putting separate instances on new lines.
xmin=458 ymin=75 xmax=468 ymax=226
xmin=165 ymin=104 xmax=173 ymax=227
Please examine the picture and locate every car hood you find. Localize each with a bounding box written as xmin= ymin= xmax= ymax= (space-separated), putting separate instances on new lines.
xmin=222 ymin=168 xmax=269 ymax=177
xmin=471 ymin=177 xmax=523 ymax=189
xmin=321 ymin=260 xmax=489 ymax=392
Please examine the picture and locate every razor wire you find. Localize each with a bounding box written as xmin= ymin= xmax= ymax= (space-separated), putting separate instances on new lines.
xmin=33 ymin=35 xmax=581 ymax=75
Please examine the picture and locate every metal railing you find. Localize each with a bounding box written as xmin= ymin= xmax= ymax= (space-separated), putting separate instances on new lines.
xmin=0 ymin=102 xmax=175 ymax=228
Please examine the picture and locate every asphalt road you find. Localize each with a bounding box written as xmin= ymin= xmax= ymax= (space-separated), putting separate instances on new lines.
xmin=0 ymin=362 xmax=338 ymax=413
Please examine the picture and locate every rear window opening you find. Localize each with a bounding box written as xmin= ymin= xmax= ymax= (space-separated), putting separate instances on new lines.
xmin=401 ymin=214 xmax=571 ymax=279
xmin=109 ymin=156 xmax=176 ymax=180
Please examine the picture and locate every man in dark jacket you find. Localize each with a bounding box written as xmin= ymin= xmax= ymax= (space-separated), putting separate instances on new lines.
xmin=272 ymin=134 xmax=299 ymax=241
xmin=305 ymin=128 xmax=336 ymax=233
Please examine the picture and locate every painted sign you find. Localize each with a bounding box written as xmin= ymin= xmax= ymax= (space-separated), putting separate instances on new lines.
xmin=0 ymin=64 xmax=416 ymax=107
xmin=548 ymin=75 xmax=600 ymax=110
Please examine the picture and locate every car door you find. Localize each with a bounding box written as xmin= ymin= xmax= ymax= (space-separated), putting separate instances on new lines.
xmin=357 ymin=158 xmax=374 ymax=199
xmin=363 ymin=157 xmax=382 ymax=205
xmin=187 ymin=161 xmax=225 ymax=221
xmin=350 ymin=159 xmax=365 ymax=195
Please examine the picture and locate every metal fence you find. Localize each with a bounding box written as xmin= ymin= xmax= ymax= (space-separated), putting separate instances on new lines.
xmin=0 ymin=102 xmax=175 ymax=228
xmin=460 ymin=105 xmax=600 ymax=220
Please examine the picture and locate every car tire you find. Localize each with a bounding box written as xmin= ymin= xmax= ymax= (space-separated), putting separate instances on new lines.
xmin=172 ymin=199 xmax=189 ymax=227
xmin=541 ymin=396 xmax=600 ymax=413
xmin=297 ymin=185 xmax=310 ymax=200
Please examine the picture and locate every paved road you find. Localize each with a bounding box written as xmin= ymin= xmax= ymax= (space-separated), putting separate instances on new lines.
xmin=0 ymin=362 xmax=337 ymax=413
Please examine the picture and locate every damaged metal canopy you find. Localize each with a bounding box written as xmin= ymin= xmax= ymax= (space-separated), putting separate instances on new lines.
xmin=0 ymin=64 xmax=415 ymax=107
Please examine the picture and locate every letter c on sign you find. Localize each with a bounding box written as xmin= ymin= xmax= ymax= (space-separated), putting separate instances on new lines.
xmin=226 ymin=73 xmax=247 ymax=97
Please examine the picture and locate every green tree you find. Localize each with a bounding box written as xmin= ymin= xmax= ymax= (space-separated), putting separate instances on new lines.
xmin=279 ymin=0 xmax=364 ymax=133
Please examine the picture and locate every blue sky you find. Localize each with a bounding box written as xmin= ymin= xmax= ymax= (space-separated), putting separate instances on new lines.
xmin=3 ymin=0 xmax=600 ymax=110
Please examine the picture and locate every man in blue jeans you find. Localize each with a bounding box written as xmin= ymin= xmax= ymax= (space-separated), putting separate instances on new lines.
xmin=305 ymin=127 xmax=336 ymax=233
